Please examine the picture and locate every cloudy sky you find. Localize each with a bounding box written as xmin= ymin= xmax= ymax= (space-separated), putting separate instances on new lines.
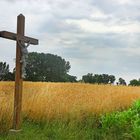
xmin=0 ymin=0 xmax=140 ymax=83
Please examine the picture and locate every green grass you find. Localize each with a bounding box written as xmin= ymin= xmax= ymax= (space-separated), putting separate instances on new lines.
xmin=0 ymin=118 xmax=104 ymax=140
xmin=1 ymin=101 xmax=140 ymax=140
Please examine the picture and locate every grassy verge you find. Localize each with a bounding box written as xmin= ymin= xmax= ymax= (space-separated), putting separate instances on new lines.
xmin=1 ymin=100 xmax=140 ymax=140
xmin=0 ymin=119 xmax=130 ymax=140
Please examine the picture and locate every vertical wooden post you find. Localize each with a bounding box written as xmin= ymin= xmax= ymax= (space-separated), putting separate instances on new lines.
xmin=0 ymin=14 xmax=38 ymax=131
xmin=12 ymin=14 xmax=25 ymax=130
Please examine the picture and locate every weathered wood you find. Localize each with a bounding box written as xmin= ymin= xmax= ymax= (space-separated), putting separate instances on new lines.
xmin=0 ymin=31 xmax=38 ymax=45
xmin=13 ymin=14 xmax=25 ymax=130
xmin=0 ymin=14 xmax=38 ymax=131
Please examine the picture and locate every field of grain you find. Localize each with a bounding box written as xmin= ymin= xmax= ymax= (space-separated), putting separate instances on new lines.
xmin=1 ymin=82 xmax=140 ymax=131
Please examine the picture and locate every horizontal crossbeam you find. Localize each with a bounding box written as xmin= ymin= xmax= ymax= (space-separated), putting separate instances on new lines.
xmin=0 ymin=31 xmax=38 ymax=45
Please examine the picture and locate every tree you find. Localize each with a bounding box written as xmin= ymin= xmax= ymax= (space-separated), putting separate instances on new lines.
xmin=102 ymin=74 xmax=110 ymax=84
xmin=129 ymin=79 xmax=140 ymax=86
xmin=3 ymin=72 xmax=15 ymax=81
xmin=0 ymin=62 xmax=10 ymax=81
xmin=82 ymin=73 xmax=95 ymax=83
xmin=0 ymin=62 xmax=15 ymax=81
xmin=25 ymin=52 xmax=71 ymax=82
xmin=118 ymin=78 xmax=127 ymax=85
xmin=65 ymin=74 xmax=77 ymax=82
xmin=82 ymin=73 xmax=116 ymax=84
xmin=94 ymin=74 xmax=103 ymax=84
xmin=109 ymin=75 xmax=116 ymax=84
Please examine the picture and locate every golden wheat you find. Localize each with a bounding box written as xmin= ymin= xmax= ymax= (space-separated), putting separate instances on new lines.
xmin=1 ymin=82 xmax=140 ymax=130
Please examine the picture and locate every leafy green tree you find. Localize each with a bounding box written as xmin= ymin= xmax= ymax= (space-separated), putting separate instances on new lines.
xmin=65 ymin=74 xmax=77 ymax=82
xmin=0 ymin=62 xmax=10 ymax=81
xmin=94 ymin=74 xmax=102 ymax=84
xmin=102 ymin=74 xmax=110 ymax=84
xmin=82 ymin=73 xmax=95 ymax=83
xmin=129 ymin=79 xmax=140 ymax=86
xmin=4 ymin=72 xmax=15 ymax=81
xmin=109 ymin=75 xmax=116 ymax=84
xmin=82 ymin=73 xmax=116 ymax=84
xmin=118 ymin=78 xmax=127 ymax=85
xmin=25 ymin=52 xmax=71 ymax=82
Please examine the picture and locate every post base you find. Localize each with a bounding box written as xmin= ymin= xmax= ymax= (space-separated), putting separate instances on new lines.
xmin=9 ymin=129 xmax=22 ymax=133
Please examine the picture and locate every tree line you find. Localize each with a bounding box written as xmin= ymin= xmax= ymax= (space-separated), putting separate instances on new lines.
xmin=82 ymin=73 xmax=126 ymax=85
xmin=0 ymin=52 xmax=77 ymax=82
xmin=0 ymin=52 xmax=139 ymax=86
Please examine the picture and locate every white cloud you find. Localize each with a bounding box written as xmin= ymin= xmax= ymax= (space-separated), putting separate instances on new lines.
xmin=90 ymin=11 xmax=109 ymax=19
xmin=0 ymin=0 xmax=140 ymax=82
xmin=111 ymin=0 xmax=133 ymax=5
xmin=66 ymin=19 xmax=140 ymax=33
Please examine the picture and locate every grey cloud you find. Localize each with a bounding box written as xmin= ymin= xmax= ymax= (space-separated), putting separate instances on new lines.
xmin=0 ymin=0 xmax=140 ymax=82
xmin=48 ymin=0 xmax=94 ymax=19
xmin=92 ymin=0 xmax=140 ymax=24
xmin=39 ymin=18 xmax=80 ymax=34
xmin=45 ymin=31 xmax=140 ymax=76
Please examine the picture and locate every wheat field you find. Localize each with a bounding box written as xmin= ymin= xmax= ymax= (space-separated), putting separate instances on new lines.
xmin=1 ymin=82 xmax=140 ymax=130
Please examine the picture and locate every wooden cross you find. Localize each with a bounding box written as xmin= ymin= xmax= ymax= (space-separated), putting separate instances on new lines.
xmin=0 ymin=14 xmax=38 ymax=131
